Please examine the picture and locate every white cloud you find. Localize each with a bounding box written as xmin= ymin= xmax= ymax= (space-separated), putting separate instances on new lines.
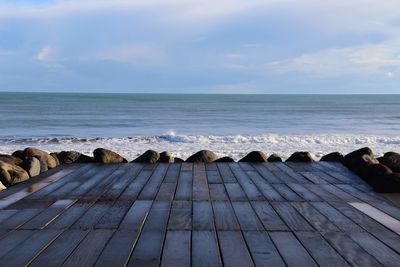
xmin=36 ymin=46 xmax=54 ymax=61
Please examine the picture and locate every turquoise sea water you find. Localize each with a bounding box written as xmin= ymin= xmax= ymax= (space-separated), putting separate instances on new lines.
xmin=0 ymin=93 xmax=399 ymax=160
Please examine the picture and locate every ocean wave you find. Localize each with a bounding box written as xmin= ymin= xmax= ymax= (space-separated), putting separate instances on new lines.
xmin=0 ymin=133 xmax=399 ymax=161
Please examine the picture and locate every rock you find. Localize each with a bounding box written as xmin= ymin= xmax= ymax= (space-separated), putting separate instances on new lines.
xmin=56 ymin=151 xmax=94 ymax=164
xmin=286 ymin=152 xmax=314 ymax=163
xmin=360 ymin=164 xmax=400 ymax=193
xmin=378 ymin=152 xmax=400 ymax=172
xmin=132 ymin=150 xmax=160 ymax=163
xmin=50 ymin=153 xmax=60 ymax=166
xmin=158 ymin=151 xmax=174 ymax=163
xmin=0 ymin=181 xmax=6 ymax=190
xmin=0 ymin=154 xmax=23 ymax=165
xmin=93 ymin=148 xmax=127 ymax=164
xmin=239 ymin=151 xmax=268 ymax=162
xmin=11 ymin=150 xmax=25 ymax=160
xmin=320 ymin=152 xmax=344 ymax=162
xmin=23 ymin=147 xmax=58 ymax=172
xmin=174 ymin=158 xmax=184 ymax=163
xmin=19 ymin=157 xmax=41 ymax=177
xmin=343 ymin=147 xmax=375 ymax=172
xmin=215 ymin=156 xmax=235 ymax=162
xmin=268 ymin=154 xmax=282 ymax=162
xmin=186 ymin=150 xmax=218 ymax=163
xmin=0 ymin=161 xmax=30 ymax=187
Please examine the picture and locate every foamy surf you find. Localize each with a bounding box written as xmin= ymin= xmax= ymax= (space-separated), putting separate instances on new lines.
xmin=0 ymin=133 xmax=399 ymax=161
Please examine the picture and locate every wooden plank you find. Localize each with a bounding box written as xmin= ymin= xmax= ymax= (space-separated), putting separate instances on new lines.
xmin=299 ymin=171 xmax=338 ymax=184
xmin=0 ymin=229 xmax=62 ymax=266
xmin=271 ymin=202 xmax=314 ymax=231
xmin=218 ymin=231 xmax=255 ymax=267
xmin=192 ymin=231 xmax=222 ymax=267
xmin=193 ymin=163 xmax=210 ymax=200
xmin=291 ymin=202 xmax=340 ymax=232
xmin=287 ymin=183 xmax=321 ymax=201
xmin=295 ymin=231 xmax=350 ymax=267
xmin=94 ymin=229 xmax=141 ymax=267
xmin=311 ymin=202 xmax=364 ymax=232
xmin=370 ymin=201 xmax=400 ymax=221
xmin=250 ymin=163 xmax=282 ymax=183
xmin=193 ymin=201 xmax=214 ymax=230
xmin=336 ymin=184 xmax=377 ymax=202
xmin=229 ymin=164 xmax=264 ymax=200
xmin=61 ymin=229 xmax=114 ymax=267
xmin=349 ymin=202 xmax=400 ymax=234
xmin=231 ymin=202 xmax=264 ymax=231
xmin=302 ymin=184 xmax=341 ymax=201
xmin=251 ymin=201 xmax=289 ymax=231
xmin=29 ymin=229 xmax=89 ymax=267
xmin=322 ymin=231 xmax=382 ymax=267
xmin=217 ymin=163 xmax=236 ymax=183
xmin=269 ymin=231 xmax=318 ymax=267
xmin=319 ymin=184 xmax=359 ymax=202
xmin=206 ymin=163 xmax=218 ymax=171
xmin=0 ymin=209 xmax=18 ymax=224
xmin=156 ymin=183 xmax=177 ymax=201
xmin=349 ymin=231 xmax=400 ymax=266
xmin=118 ymin=169 xmax=153 ymax=201
xmin=163 ymin=163 xmax=181 ymax=183
xmin=47 ymin=201 xmax=94 ymax=229
xmin=160 ymin=230 xmax=191 ymax=267
xmin=209 ymin=184 xmax=229 ymax=200
xmin=168 ymin=200 xmax=192 ymax=230
xmin=271 ymin=184 xmax=302 ymax=201
xmin=127 ymin=231 xmax=165 ymax=267
xmin=138 ymin=164 xmax=169 ymax=200
xmin=95 ymin=200 xmax=133 ymax=229
xmin=254 ymin=183 xmax=284 ymax=201
xmin=141 ymin=201 xmax=171 ymax=232
xmin=243 ymin=231 xmax=285 ymax=267
xmin=118 ymin=200 xmax=153 ymax=230
xmin=0 ymin=230 xmax=36 ymax=258
xmin=212 ymin=201 xmax=240 ymax=230
xmin=181 ymin=162 xmax=193 ymax=171
xmin=70 ymin=201 xmax=113 ymax=230
xmin=0 ymin=209 xmax=43 ymax=230
xmin=206 ymin=170 xmax=222 ymax=183
xmin=275 ymin=163 xmax=309 ymax=183
xmin=225 ymin=183 xmax=247 ymax=201
xmin=174 ymin=171 xmax=193 ymax=200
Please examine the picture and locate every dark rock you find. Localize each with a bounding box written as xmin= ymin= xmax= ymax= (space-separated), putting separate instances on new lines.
xmin=23 ymin=147 xmax=58 ymax=172
xmin=158 ymin=151 xmax=174 ymax=163
xmin=268 ymin=154 xmax=282 ymax=162
xmin=133 ymin=150 xmax=160 ymax=163
xmin=239 ymin=151 xmax=268 ymax=162
xmin=286 ymin=152 xmax=314 ymax=163
xmin=186 ymin=150 xmax=218 ymax=163
xmin=11 ymin=150 xmax=25 ymax=160
xmin=360 ymin=164 xmax=400 ymax=193
xmin=93 ymin=148 xmax=127 ymax=164
xmin=215 ymin=156 xmax=235 ymax=162
xmin=174 ymin=158 xmax=184 ymax=163
xmin=19 ymin=157 xmax=41 ymax=177
xmin=378 ymin=152 xmax=400 ymax=172
xmin=320 ymin=152 xmax=344 ymax=162
xmin=57 ymin=151 xmax=94 ymax=164
xmin=0 ymin=154 xmax=23 ymax=165
xmin=343 ymin=147 xmax=375 ymax=172
xmin=0 ymin=161 xmax=30 ymax=186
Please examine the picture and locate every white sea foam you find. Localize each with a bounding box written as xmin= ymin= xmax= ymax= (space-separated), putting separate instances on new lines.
xmin=0 ymin=133 xmax=399 ymax=161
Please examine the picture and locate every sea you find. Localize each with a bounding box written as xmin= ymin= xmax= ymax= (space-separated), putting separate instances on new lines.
xmin=0 ymin=93 xmax=399 ymax=160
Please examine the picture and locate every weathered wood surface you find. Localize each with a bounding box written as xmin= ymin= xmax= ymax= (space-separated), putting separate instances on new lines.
xmin=0 ymin=162 xmax=399 ymax=267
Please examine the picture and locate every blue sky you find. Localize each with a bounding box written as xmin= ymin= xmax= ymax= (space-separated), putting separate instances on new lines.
xmin=0 ymin=0 xmax=399 ymax=93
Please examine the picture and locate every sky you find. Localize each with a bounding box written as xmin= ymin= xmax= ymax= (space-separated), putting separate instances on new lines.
xmin=0 ymin=0 xmax=400 ymax=93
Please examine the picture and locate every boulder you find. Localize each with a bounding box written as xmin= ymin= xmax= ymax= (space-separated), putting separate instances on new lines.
xmin=0 ymin=181 xmax=6 ymax=191
xmin=268 ymin=154 xmax=283 ymax=162
xmin=50 ymin=153 xmax=60 ymax=166
xmin=378 ymin=152 xmax=400 ymax=172
xmin=239 ymin=151 xmax=268 ymax=162
xmin=93 ymin=148 xmax=127 ymax=164
xmin=56 ymin=151 xmax=94 ymax=164
xmin=174 ymin=158 xmax=184 ymax=163
xmin=158 ymin=151 xmax=174 ymax=163
xmin=320 ymin=152 xmax=344 ymax=162
xmin=23 ymin=147 xmax=58 ymax=172
xmin=286 ymin=152 xmax=314 ymax=163
xmin=19 ymin=157 xmax=41 ymax=178
xmin=343 ymin=147 xmax=375 ymax=172
xmin=11 ymin=150 xmax=25 ymax=160
xmin=133 ymin=150 xmax=160 ymax=163
xmin=0 ymin=161 xmax=30 ymax=187
xmin=360 ymin=164 xmax=400 ymax=193
xmin=0 ymin=154 xmax=23 ymax=165
xmin=186 ymin=150 xmax=218 ymax=163
xmin=215 ymin=156 xmax=235 ymax=162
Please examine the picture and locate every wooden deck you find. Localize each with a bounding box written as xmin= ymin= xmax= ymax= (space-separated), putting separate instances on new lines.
xmin=0 ymin=162 xmax=400 ymax=267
